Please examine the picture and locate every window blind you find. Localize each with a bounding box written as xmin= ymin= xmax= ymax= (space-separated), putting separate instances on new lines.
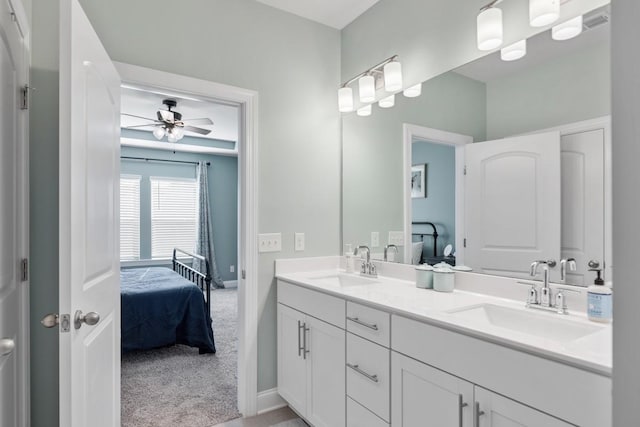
xmin=150 ymin=177 xmax=198 ymax=259
xmin=120 ymin=175 xmax=141 ymax=261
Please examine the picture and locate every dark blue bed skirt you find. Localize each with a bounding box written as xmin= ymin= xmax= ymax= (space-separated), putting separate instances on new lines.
xmin=120 ymin=267 xmax=216 ymax=354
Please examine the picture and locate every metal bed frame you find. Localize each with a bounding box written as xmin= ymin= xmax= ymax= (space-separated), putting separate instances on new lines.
xmin=172 ymin=248 xmax=212 ymax=315
xmin=412 ymin=221 xmax=439 ymax=263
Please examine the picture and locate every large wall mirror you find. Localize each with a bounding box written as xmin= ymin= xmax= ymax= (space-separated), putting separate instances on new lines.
xmin=342 ymin=5 xmax=611 ymax=286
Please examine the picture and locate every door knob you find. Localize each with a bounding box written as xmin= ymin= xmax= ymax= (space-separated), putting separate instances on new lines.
xmin=0 ymin=338 xmax=15 ymax=356
xmin=41 ymin=313 xmax=60 ymax=328
xmin=74 ymin=310 xmax=100 ymax=329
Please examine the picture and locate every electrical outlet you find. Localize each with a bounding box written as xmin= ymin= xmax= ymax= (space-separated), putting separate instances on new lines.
xmin=230 ymin=265 xmax=235 ymax=273
xmin=295 ymin=232 xmax=305 ymax=251
xmin=388 ymin=231 xmax=405 ymax=246
xmin=258 ymin=233 xmax=282 ymax=253
xmin=371 ymin=231 xmax=380 ymax=248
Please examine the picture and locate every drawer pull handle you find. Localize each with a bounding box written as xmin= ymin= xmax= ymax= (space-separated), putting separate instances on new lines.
xmin=475 ymin=402 xmax=485 ymax=427
xmin=459 ymin=394 xmax=468 ymax=427
xmin=347 ymin=363 xmax=379 ymax=383
xmin=346 ymin=316 xmax=378 ymax=331
xmin=297 ymin=320 xmax=304 ymax=357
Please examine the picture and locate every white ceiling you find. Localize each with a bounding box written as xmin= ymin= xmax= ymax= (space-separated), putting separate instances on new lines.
xmin=120 ymin=86 xmax=239 ymax=143
xmin=255 ymin=0 xmax=380 ymax=29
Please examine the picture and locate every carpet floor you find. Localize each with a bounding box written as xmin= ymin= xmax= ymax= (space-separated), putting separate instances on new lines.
xmin=121 ymin=288 xmax=241 ymax=427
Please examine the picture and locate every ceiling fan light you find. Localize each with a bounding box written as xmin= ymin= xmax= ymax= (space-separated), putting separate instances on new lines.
xmin=383 ymin=61 xmax=403 ymax=92
xmin=358 ymin=75 xmax=376 ymax=103
xmin=529 ymin=0 xmax=559 ymax=27
xmin=501 ymin=39 xmax=527 ymax=61
xmin=174 ymin=127 xmax=185 ymax=140
xmin=167 ymin=133 xmax=178 ymax=143
xmin=338 ymin=86 xmax=354 ymax=112
xmin=403 ymin=83 xmax=422 ymax=98
xmin=552 ymin=15 xmax=583 ymax=41
xmin=477 ymin=7 xmax=503 ymax=51
xmin=153 ymin=127 xmax=166 ymax=140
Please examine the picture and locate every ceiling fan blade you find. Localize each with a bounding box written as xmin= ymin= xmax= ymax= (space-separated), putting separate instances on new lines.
xmin=183 ymin=118 xmax=214 ymax=126
xmin=124 ymin=123 xmax=162 ymax=129
xmin=121 ymin=113 xmax=158 ymax=122
xmin=183 ymin=125 xmax=212 ymax=135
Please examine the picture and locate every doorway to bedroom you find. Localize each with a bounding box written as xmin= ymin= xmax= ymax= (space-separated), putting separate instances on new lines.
xmin=118 ymin=81 xmax=243 ymax=426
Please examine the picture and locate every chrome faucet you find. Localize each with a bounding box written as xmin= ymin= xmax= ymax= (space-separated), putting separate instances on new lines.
xmin=383 ymin=244 xmax=398 ymax=262
xmin=527 ymin=259 xmax=568 ymax=314
xmin=354 ymin=245 xmax=377 ymax=278
xmin=560 ymin=258 xmax=577 ymax=281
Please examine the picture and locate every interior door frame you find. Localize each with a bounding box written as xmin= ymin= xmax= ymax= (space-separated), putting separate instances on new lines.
xmin=521 ymin=116 xmax=612 ymax=282
xmin=114 ymin=62 xmax=260 ymax=416
xmin=6 ymin=0 xmax=32 ymax=425
xmin=402 ymin=123 xmax=472 ymax=265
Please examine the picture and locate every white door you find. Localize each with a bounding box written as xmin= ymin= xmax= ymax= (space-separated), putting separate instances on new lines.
xmin=277 ymin=303 xmax=307 ymax=415
xmin=391 ymin=352 xmax=474 ymax=427
xmin=0 ymin=1 xmax=28 ymax=426
xmin=58 ymin=0 xmax=121 ymax=425
xmin=561 ymin=129 xmax=605 ymax=286
xmin=465 ymin=132 xmax=561 ymax=278
xmin=306 ymin=316 xmax=345 ymax=427
xmin=475 ymin=387 xmax=572 ymax=427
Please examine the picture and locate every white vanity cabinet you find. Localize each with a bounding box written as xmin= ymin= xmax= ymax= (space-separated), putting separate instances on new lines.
xmin=277 ymin=281 xmax=346 ymax=427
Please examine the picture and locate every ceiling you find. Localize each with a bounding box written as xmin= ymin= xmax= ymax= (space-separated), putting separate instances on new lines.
xmin=120 ymin=85 xmax=239 ymax=143
xmin=255 ymin=0 xmax=380 ymax=29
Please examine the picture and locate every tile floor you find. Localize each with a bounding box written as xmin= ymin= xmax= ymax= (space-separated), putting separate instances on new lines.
xmin=212 ymin=407 xmax=303 ymax=427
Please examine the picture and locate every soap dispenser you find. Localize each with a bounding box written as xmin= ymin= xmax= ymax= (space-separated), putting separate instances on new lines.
xmin=345 ymin=244 xmax=355 ymax=273
xmin=587 ymin=269 xmax=612 ymax=323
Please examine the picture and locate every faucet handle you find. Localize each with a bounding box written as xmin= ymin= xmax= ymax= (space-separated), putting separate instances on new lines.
xmin=555 ymin=291 xmax=569 ymax=315
xmin=527 ymin=286 xmax=538 ymax=306
xmin=369 ymin=263 xmax=377 ymax=276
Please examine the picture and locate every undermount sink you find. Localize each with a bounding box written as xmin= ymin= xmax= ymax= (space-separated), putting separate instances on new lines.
xmin=307 ymin=273 xmax=378 ymax=287
xmin=447 ymin=303 xmax=602 ymax=342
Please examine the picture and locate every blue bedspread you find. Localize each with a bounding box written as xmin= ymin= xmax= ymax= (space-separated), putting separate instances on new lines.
xmin=120 ymin=267 xmax=216 ymax=354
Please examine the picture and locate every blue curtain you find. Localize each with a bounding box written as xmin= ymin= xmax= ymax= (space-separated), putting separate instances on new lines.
xmin=194 ymin=161 xmax=224 ymax=288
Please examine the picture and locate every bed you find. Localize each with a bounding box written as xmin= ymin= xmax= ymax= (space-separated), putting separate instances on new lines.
xmin=120 ymin=248 xmax=216 ymax=354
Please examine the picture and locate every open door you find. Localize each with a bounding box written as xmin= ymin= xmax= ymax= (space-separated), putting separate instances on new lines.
xmin=58 ymin=0 xmax=121 ymax=425
xmin=465 ymin=132 xmax=561 ymax=278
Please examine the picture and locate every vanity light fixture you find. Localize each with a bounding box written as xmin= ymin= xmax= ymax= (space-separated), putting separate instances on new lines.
xmin=530 ymin=0 xmax=560 ymax=27
xmin=552 ymin=15 xmax=583 ymax=40
xmin=356 ymin=104 xmax=372 ymax=117
xmin=501 ymin=39 xmax=527 ymax=61
xmin=337 ymin=54 xmax=403 ymax=113
xmin=379 ymin=94 xmax=395 ymax=108
xmin=403 ymin=83 xmax=422 ymax=98
xmin=477 ymin=3 xmax=503 ymax=51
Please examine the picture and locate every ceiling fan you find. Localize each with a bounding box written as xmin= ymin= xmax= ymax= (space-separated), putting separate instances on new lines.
xmin=122 ymin=99 xmax=214 ymax=143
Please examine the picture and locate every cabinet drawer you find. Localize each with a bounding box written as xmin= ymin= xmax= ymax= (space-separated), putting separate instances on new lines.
xmin=277 ymin=280 xmax=345 ymax=328
xmin=347 ymin=397 xmax=388 ymax=427
xmin=346 ymin=333 xmax=390 ymax=422
xmin=346 ymin=301 xmax=390 ymax=347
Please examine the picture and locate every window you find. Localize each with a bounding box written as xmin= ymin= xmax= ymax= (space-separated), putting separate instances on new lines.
xmin=120 ymin=175 xmax=141 ymax=261
xmin=150 ymin=177 xmax=198 ymax=259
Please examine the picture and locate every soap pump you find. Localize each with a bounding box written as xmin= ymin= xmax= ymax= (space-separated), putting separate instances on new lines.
xmin=345 ymin=244 xmax=355 ymax=273
xmin=587 ymin=269 xmax=612 ymax=323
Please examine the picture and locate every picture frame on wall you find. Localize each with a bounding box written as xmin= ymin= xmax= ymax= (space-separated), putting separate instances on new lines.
xmin=411 ymin=164 xmax=427 ymax=198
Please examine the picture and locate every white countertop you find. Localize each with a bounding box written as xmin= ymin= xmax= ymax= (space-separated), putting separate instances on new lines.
xmin=276 ymin=267 xmax=612 ymax=377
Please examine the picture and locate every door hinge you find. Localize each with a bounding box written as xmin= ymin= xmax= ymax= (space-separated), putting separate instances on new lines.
xmin=20 ymin=85 xmax=32 ymax=110
xmin=20 ymin=258 xmax=28 ymax=281
xmin=464 ymin=165 xmax=467 ymax=175
xmin=241 ymin=269 xmax=246 ymax=280
xmin=464 ymin=238 xmax=467 ymax=248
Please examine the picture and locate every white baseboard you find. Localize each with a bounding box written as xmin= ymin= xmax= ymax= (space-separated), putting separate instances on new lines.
xmin=223 ymin=280 xmax=238 ymax=288
xmin=256 ymin=388 xmax=287 ymax=415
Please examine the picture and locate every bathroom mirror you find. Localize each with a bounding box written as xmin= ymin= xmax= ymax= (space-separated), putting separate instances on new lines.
xmin=342 ymin=6 xmax=611 ymax=286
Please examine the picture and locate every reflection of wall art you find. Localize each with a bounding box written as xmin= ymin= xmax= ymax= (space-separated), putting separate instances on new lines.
xmin=411 ymin=164 xmax=427 ymax=198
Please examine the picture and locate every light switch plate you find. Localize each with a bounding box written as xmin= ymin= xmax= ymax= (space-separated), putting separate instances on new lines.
xmin=388 ymin=231 xmax=405 ymax=246
xmin=371 ymin=231 xmax=380 ymax=248
xmin=295 ymin=232 xmax=305 ymax=251
xmin=258 ymin=233 xmax=282 ymax=253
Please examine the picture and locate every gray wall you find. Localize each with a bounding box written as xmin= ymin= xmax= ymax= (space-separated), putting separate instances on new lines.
xmin=120 ymin=147 xmax=238 ymax=282
xmin=411 ymin=141 xmax=456 ymax=257
xmin=30 ymin=0 xmax=340 ymax=425
xmin=486 ymin=41 xmax=611 ymax=139
xmin=612 ymin=1 xmax=640 ymax=425
xmin=342 ymin=71 xmax=486 ymax=252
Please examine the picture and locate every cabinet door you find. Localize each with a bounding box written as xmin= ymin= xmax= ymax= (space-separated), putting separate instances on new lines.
xmin=306 ymin=315 xmax=346 ymax=427
xmin=392 ymin=352 xmax=474 ymax=427
xmin=277 ymin=303 xmax=307 ymax=415
xmin=475 ymin=387 xmax=572 ymax=427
